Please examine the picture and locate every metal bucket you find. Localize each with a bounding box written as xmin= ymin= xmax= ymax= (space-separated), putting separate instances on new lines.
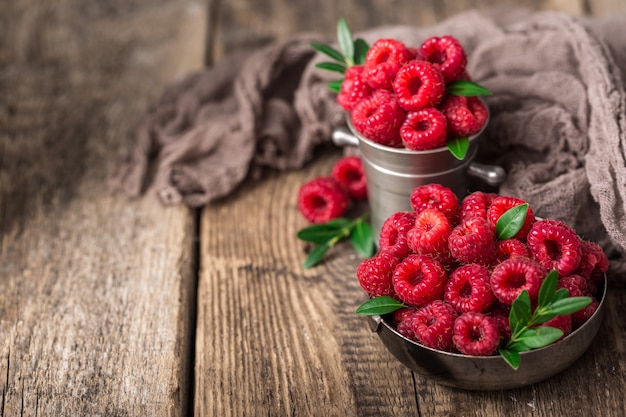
xmin=332 ymin=119 xmax=505 ymax=242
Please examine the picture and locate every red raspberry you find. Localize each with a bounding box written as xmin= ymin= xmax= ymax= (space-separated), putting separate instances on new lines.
xmin=399 ymin=108 xmax=447 ymax=151
xmin=378 ymin=211 xmax=416 ymax=259
xmin=392 ymin=60 xmax=445 ymax=111
xmin=495 ymin=238 xmax=530 ymax=263
xmin=487 ymin=301 xmax=512 ymax=341
xmin=490 ymin=257 xmax=548 ymax=304
xmin=576 ymin=239 xmax=609 ymax=283
xmin=557 ymin=274 xmax=589 ymax=297
xmin=409 ymin=183 xmax=460 ymax=224
xmin=392 ymin=308 xmax=419 ymax=341
xmin=406 ymin=209 xmax=452 ymax=263
xmin=439 ymin=95 xmax=488 ymax=138
xmin=351 ymin=89 xmax=405 ymax=147
xmin=392 ymin=254 xmax=447 ymax=307
xmin=297 ymin=177 xmax=350 ymax=223
xmin=444 ymin=264 xmax=495 ymax=313
xmin=419 ymin=35 xmax=467 ymax=83
xmin=448 ymin=217 xmax=496 ymax=266
xmin=527 ymin=219 xmax=581 ymax=276
xmin=363 ymin=38 xmax=412 ymax=90
xmin=411 ymin=300 xmax=458 ymax=351
xmin=356 ymin=251 xmax=400 ymax=298
xmin=331 ymin=155 xmax=367 ymax=200
xmin=460 ymin=191 xmax=498 ymax=223
xmin=539 ymin=314 xmax=572 ymax=341
xmin=572 ymin=297 xmax=599 ymax=329
xmin=452 ymin=312 xmax=500 ymax=356
xmin=486 ymin=196 xmax=536 ymax=241
xmin=337 ymin=65 xmax=373 ymax=112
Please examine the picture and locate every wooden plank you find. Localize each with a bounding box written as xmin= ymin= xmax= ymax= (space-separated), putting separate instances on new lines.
xmin=0 ymin=0 xmax=206 ymax=415
xmin=205 ymin=0 xmax=590 ymax=62
xmin=197 ymin=0 xmax=626 ymax=415
xmin=196 ymin=147 xmax=626 ymax=416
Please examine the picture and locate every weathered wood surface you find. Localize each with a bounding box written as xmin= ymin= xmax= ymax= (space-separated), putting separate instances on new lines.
xmin=197 ymin=0 xmax=626 ymax=416
xmin=0 ymin=0 xmax=205 ymax=415
xmin=2 ymin=0 xmax=626 ymax=416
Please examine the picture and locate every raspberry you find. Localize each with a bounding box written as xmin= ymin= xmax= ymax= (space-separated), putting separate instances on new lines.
xmin=399 ymin=108 xmax=447 ymax=151
xmin=363 ymin=38 xmax=412 ymax=90
xmin=406 ymin=209 xmax=452 ymax=263
xmin=351 ymin=90 xmax=405 ymax=147
xmin=486 ymin=196 xmax=536 ymax=241
xmin=331 ymin=155 xmax=367 ymax=200
xmin=460 ymin=191 xmax=498 ymax=223
xmin=392 ymin=60 xmax=445 ymax=111
xmin=495 ymin=238 xmax=530 ymax=263
xmin=487 ymin=302 xmax=512 ymax=341
xmin=419 ymin=35 xmax=467 ymax=83
xmin=490 ymin=257 xmax=548 ymax=304
xmin=409 ymin=183 xmax=460 ymax=224
xmin=444 ymin=264 xmax=495 ymax=313
xmin=557 ymin=274 xmax=589 ymax=297
xmin=539 ymin=314 xmax=572 ymax=341
xmin=411 ymin=300 xmax=458 ymax=351
xmin=297 ymin=177 xmax=350 ymax=223
xmin=527 ymin=219 xmax=581 ymax=276
xmin=452 ymin=312 xmax=500 ymax=356
xmin=439 ymin=95 xmax=488 ymax=138
xmin=356 ymin=251 xmax=400 ymax=298
xmin=576 ymin=239 xmax=609 ymax=283
xmin=392 ymin=254 xmax=447 ymax=307
xmin=378 ymin=211 xmax=416 ymax=259
xmin=336 ymin=65 xmax=373 ymax=111
xmin=392 ymin=308 xmax=419 ymax=341
xmin=572 ymin=297 xmax=599 ymax=328
xmin=448 ymin=217 xmax=496 ymax=266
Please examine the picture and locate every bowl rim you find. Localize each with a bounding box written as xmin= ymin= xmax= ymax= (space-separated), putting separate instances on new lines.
xmin=370 ymin=273 xmax=608 ymax=361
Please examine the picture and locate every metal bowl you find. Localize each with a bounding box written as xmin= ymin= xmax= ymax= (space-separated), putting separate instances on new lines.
xmin=366 ymin=276 xmax=607 ymax=391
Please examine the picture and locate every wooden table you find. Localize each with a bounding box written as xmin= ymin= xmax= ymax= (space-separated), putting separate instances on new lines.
xmin=1 ymin=0 xmax=625 ymax=415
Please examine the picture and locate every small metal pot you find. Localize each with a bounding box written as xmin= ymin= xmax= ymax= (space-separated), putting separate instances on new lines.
xmin=366 ymin=277 xmax=607 ymax=391
xmin=332 ymin=116 xmax=505 ymax=242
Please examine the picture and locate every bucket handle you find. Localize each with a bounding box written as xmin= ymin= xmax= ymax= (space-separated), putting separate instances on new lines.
xmin=332 ymin=127 xmax=506 ymax=187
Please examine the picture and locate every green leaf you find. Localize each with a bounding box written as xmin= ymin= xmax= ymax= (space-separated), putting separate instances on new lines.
xmin=553 ymin=288 xmax=570 ymax=302
xmin=355 ymin=296 xmax=404 ymax=315
xmin=296 ymin=218 xmax=351 ymax=243
xmin=447 ymin=137 xmax=469 ymax=160
xmin=337 ymin=18 xmax=354 ymax=64
xmin=509 ymin=290 xmax=531 ymax=335
xmin=303 ymin=242 xmax=331 ymax=269
xmin=538 ymin=269 xmax=559 ymax=308
xmin=496 ymin=203 xmax=528 ymax=240
xmin=315 ymin=61 xmax=347 ymax=74
xmin=507 ymin=340 xmax=533 ymax=352
xmin=351 ymin=220 xmax=375 ymax=258
xmin=354 ymin=38 xmax=370 ymax=65
xmin=446 ymin=80 xmax=492 ymax=97
xmin=543 ymin=296 xmax=593 ymax=316
xmin=327 ymin=80 xmax=343 ymax=93
xmin=310 ymin=42 xmax=345 ymax=62
xmin=517 ymin=326 xmax=564 ymax=349
xmin=498 ymin=349 xmax=521 ymax=370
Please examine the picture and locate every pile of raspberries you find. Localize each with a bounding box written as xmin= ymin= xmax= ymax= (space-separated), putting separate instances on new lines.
xmin=338 ymin=35 xmax=488 ymax=151
xmin=356 ymin=184 xmax=608 ymax=356
xmin=297 ymin=155 xmax=367 ymax=223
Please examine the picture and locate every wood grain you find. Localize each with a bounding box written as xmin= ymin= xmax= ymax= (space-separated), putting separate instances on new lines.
xmin=0 ymin=0 xmax=205 ymax=415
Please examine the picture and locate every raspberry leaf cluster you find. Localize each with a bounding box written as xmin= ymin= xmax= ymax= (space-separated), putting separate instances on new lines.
xmin=310 ymin=18 xmax=369 ymax=92
xmin=498 ymin=270 xmax=592 ymax=370
xmin=298 ymin=213 xmax=374 ymax=269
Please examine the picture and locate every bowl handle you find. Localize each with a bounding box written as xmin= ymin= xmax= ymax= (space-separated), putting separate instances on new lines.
xmin=332 ymin=126 xmax=359 ymax=147
xmin=467 ymin=162 xmax=506 ymax=186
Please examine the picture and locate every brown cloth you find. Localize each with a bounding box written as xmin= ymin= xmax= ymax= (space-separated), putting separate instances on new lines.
xmin=112 ymin=8 xmax=626 ymax=273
